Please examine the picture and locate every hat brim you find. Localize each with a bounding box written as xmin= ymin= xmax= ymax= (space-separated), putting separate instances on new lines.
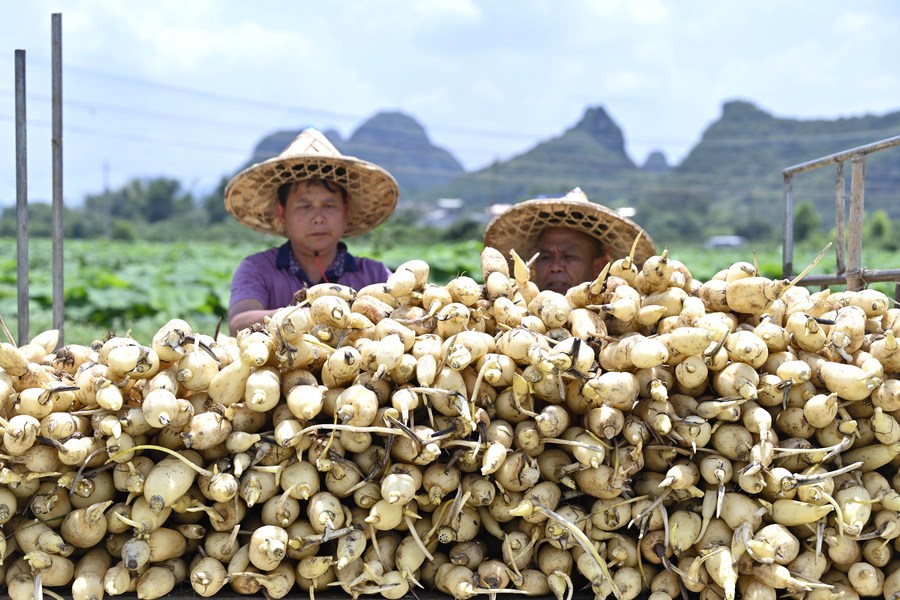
xmin=483 ymin=197 xmax=657 ymax=267
xmin=225 ymin=154 xmax=399 ymax=238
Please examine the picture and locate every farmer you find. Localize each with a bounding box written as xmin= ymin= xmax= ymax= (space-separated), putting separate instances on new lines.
xmin=224 ymin=127 xmax=399 ymax=334
xmin=482 ymin=187 xmax=656 ymax=294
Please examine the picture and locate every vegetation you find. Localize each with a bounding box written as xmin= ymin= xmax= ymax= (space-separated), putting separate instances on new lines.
xmin=3 ymin=100 xmax=899 ymax=345
xmin=0 ymin=237 xmax=483 ymax=346
xmin=3 ymin=236 xmax=893 ymax=347
xmin=4 ymin=100 xmax=900 ymax=249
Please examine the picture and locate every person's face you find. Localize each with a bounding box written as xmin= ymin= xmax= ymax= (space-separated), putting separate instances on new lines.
xmin=278 ymin=181 xmax=348 ymax=256
xmin=533 ymin=227 xmax=606 ymax=294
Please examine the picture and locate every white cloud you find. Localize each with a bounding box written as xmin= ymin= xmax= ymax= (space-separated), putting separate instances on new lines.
xmin=467 ymin=78 xmax=507 ymax=107
xmin=832 ymin=8 xmax=882 ymax=35
xmin=406 ymin=87 xmax=456 ymax=122
xmin=410 ymin=0 xmax=481 ymax=22
xmin=2 ymin=0 xmax=900 ymax=205
xmin=584 ymin=0 xmax=670 ymax=24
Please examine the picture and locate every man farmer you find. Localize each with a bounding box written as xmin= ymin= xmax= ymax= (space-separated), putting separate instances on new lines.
xmin=224 ymin=127 xmax=399 ymax=334
xmin=483 ymin=187 xmax=656 ymax=294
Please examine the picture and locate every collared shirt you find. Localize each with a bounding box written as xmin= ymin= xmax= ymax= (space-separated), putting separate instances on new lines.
xmin=278 ymin=241 xmax=356 ymax=287
xmin=229 ymin=242 xmax=392 ymax=311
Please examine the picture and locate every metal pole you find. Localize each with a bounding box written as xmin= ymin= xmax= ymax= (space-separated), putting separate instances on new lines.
xmin=846 ymin=155 xmax=866 ymax=291
xmin=782 ymin=173 xmax=794 ymax=278
xmin=15 ymin=49 xmax=29 ymax=346
xmin=52 ymin=13 xmax=64 ymax=347
xmin=833 ymin=161 xmax=846 ymax=276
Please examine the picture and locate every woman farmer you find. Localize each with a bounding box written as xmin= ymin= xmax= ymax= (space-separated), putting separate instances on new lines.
xmin=483 ymin=187 xmax=656 ymax=294
xmin=225 ymin=127 xmax=399 ymax=334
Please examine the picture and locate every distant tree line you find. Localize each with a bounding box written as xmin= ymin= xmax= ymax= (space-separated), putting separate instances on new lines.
xmin=0 ymin=176 xmax=487 ymax=247
xmin=792 ymin=201 xmax=896 ymax=251
xmin=1 ymin=175 xmax=894 ymax=251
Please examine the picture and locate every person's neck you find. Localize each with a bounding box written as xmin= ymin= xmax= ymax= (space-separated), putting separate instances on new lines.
xmin=293 ymin=244 xmax=338 ymax=283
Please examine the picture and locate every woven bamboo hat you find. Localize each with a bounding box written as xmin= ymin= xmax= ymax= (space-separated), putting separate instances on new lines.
xmin=225 ymin=128 xmax=399 ymax=237
xmin=483 ymin=187 xmax=657 ymax=266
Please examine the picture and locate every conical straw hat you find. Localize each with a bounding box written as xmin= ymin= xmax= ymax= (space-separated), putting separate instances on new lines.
xmin=225 ymin=128 xmax=399 ymax=237
xmin=483 ymin=187 xmax=656 ymax=266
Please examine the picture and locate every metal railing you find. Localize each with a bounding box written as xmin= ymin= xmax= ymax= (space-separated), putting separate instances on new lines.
xmin=782 ymin=134 xmax=900 ymax=292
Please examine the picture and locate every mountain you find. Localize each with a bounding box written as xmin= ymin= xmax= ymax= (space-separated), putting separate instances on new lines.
xmin=634 ymin=101 xmax=900 ymax=243
xmin=342 ymin=113 xmax=464 ymax=194
xmin=244 ymin=113 xmax=464 ymax=195
xmin=642 ymin=151 xmax=670 ymax=174
xmin=242 ymin=101 xmax=900 ymax=244
xmin=403 ymin=106 xmax=642 ymax=209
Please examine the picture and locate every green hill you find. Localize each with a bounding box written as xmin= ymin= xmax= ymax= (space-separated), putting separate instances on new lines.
xmin=641 ymin=101 xmax=900 ymax=244
xmin=246 ymin=112 xmax=465 ymax=195
xmin=242 ymin=100 xmax=900 ymax=246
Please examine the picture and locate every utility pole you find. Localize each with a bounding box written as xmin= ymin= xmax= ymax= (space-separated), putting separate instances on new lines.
xmin=51 ymin=13 xmax=64 ymax=346
xmin=103 ymin=160 xmax=111 ymax=238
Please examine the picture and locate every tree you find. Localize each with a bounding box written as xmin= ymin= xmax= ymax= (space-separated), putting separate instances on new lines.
xmin=867 ymin=210 xmax=892 ymax=240
xmin=440 ymin=219 xmax=484 ymax=243
xmin=0 ymin=203 xmax=84 ymax=237
xmin=111 ymin=219 xmax=137 ymax=241
xmin=735 ymin=217 xmax=774 ymax=241
xmin=83 ymin=177 xmax=190 ymax=225
xmin=142 ymin=178 xmax=189 ymax=223
xmin=84 ymin=182 xmax=139 ymax=223
xmin=793 ymin=201 xmax=821 ymax=243
xmin=202 ymin=176 xmax=231 ymax=224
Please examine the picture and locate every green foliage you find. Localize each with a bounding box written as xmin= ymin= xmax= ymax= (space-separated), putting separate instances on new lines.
xmin=8 ymin=103 xmax=900 ymax=249
xmin=1 ymin=239 xmax=246 ymax=345
xmin=111 ymin=219 xmax=137 ymax=241
xmin=866 ymin=210 xmax=895 ymax=249
xmin=4 ymin=237 xmax=895 ymax=346
xmin=793 ymin=201 xmax=821 ymax=242
xmin=408 ymin=101 xmax=900 ymax=243
xmin=735 ymin=217 xmax=775 ymax=241
xmin=0 ymin=203 xmax=79 ymax=237
xmin=440 ymin=219 xmax=485 ymax=243
xmin=203 ymin=176 xmax=231 ymax=224
xmin=638 ymin=198 xmax=704 ymax=246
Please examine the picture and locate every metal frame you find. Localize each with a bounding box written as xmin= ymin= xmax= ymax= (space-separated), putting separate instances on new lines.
xmin=12 ymin=14 xmax=65 ymax=347
xmin=782 ymin=134 xmax=900 ymax=290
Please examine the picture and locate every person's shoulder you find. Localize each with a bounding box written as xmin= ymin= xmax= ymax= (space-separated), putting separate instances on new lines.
xmin=355 ymin=256 xmax=387 ymax=267
xmin=239 ymin=246 xmax=279 ymax=265
xmin=355 ymin=256 xmax=391 ymax=273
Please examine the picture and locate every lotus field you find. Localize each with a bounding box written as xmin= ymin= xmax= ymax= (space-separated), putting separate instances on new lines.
xmin=0 ymin=237 xmax=893 ymax=346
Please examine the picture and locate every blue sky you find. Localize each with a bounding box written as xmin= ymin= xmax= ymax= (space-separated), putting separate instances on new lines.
xmin=1 ymin=0 xmax=898 ymax=207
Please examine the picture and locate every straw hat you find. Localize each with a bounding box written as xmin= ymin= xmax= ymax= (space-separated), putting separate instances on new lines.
xmin=483 ymin=187 xmax=657 ymax=266
xmin=225 ymin=128 xmax=399 ymax=237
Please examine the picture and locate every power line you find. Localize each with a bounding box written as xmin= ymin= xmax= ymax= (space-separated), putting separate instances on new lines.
xmin=3 ymin=53 xmax=898 ymax=156
xmin=2 ymin=87 xmax=895 ymax=173
xmin=0 ymin=113 xmax=250 ymax=155
xmin=2 ymin=58 xmax=552 ymax=143
xmin=0 ymin=91 xmax=275 ymax=132
xmin=2 ymin=62 xmax=898 ymax=206
xmin=3 ymin=111 xmax=898 ymax=202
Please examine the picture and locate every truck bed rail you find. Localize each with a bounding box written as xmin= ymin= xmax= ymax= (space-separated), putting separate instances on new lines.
xmin=782 ymin=133 xmax=900 ymax=293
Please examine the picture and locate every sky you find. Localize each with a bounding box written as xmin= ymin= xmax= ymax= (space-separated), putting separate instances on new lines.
xmin=1 ymin=0 xmax=899 ymax=208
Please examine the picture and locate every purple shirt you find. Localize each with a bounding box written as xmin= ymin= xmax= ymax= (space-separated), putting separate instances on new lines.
xmin=229 ymin=242 xmax=392 ymax=311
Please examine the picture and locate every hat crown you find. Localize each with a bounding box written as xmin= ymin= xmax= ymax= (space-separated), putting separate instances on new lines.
xmin=482 ymin=187 xmax=657 ymax=268
xmin=563 ymin=187 xmax=588 ymax=203
xmin=224 ymin=127 xmax=399 ymax=238
xmin=282 ymin=128 xmax=342 ymax=159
